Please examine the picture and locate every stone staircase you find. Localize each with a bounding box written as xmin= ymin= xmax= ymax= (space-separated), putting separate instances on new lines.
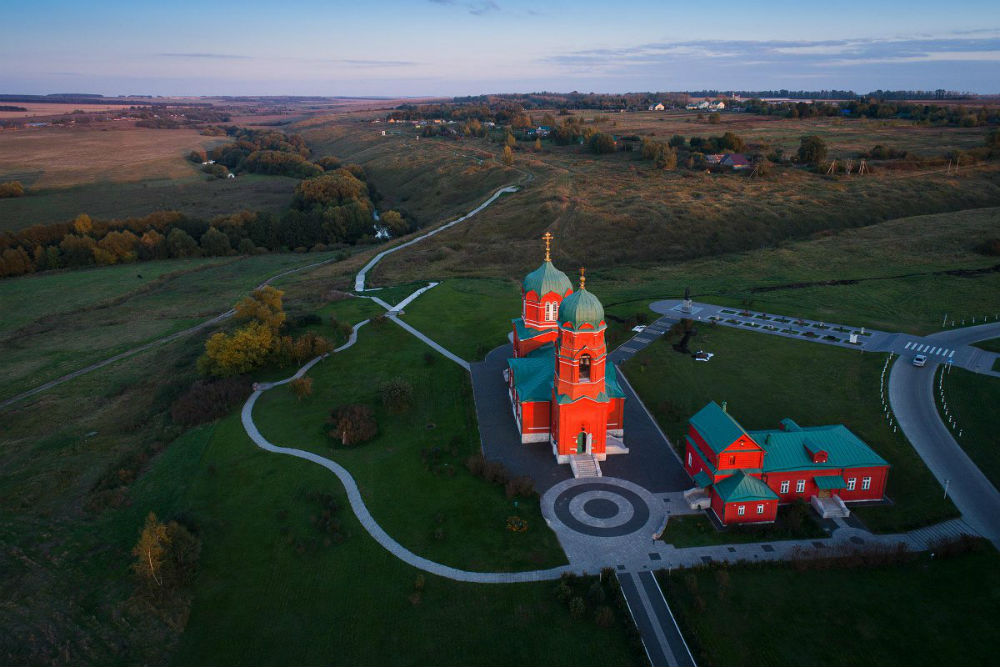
xmin=570 ymin=454 xmax=602 ymax=478
xmin=811 ymin=494 xmax=850 ymax=519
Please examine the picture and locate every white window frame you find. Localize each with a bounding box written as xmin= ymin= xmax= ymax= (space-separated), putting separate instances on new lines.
xmin=544 ymin=301 xmax=557 ymax=322
xmin=795 ymin=479 xmax=805 ymax=493
xmin=757 ymin=504 xmax=764 ymax=514
xmin=847 ymin=477 xmax=856 ymax=491
xmin=780 ymin=480 xmax=789 ymax=494
xmin=862 ymin=476 xmax=872 ymax=491
xmin=737 ymin=505 xmax=745 ymax=516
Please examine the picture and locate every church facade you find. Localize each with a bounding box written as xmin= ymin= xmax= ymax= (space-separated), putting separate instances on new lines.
xmin=505 ymin=234 xmax=626 ymax=464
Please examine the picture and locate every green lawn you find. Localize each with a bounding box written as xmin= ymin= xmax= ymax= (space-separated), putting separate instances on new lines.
xmin=972 ymin=337 xmax=1000 ymax=354
xmin=660 ymin=507 xmax=827 ymax=548
xmin=253 ymin=318 xmax=566 ymax=572
xmin=937 ymin=366 xmax=1000 ymax=489
xmin=400 ymin=277 xmax=522 ymax=361
xmin=622 ymin=325 xmax=958 ymax=532
xmin=659 ymin=548 xmax=1000 ymax=666
xmin=0 ymin=252 xmax=343 ymax=400
xmin=0 ymin=174 xmax=297 ymax=230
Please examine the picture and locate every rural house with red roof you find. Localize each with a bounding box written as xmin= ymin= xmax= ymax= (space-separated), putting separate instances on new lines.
xmin=683 ymin=401 xmax=889 ymax=524
xmin=505 ymin=234 xmax=627 ymax=476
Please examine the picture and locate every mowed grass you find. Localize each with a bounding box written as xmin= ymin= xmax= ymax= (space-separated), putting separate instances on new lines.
xmin=937 ymin=366 xmax=1000 ymax=489
xmin=400 ymin=278 xmax=522 ymax=361
xmin=660 ymin=509 xmax=826 ymax=547
xmin=622 ymin=325 xmax=958 ymax=532
xmin=0 ymin=252 xmax=342 ymax=400
xmin=122 ymin=418 xmax=634 ymax=667
xmin=659 ymin=548 xmax=1000 ymax=667
xmin=0 ymin=125 xmax=227 ymax=189
xmin=253 ymin=318 xmax=567 ymax=572
xmin=973 ymin=337 xmax=1000 ymax=353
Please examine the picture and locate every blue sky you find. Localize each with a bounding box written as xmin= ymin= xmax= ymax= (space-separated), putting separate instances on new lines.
xmin=1 ymin=0 xmax=997 ymax=96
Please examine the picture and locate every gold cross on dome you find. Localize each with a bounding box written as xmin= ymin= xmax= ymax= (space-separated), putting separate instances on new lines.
xmin=579 ymin=267 xmax=586 ymax=290
xmin=542 ymin=232 xmax=553 ymax=262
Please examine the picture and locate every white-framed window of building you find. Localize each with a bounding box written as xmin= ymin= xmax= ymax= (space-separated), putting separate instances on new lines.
xmin=847 ymin=477 xmax=856 ymax=491
xmin=687 ymin=452 xmax=692 ymax=466
xmin=757 ymin=504 xmax=765 ymax=514
xmin=780 ymin=480 xmax=789 ymax=494
xmin=795 ymin=479 xmax=805 ymax=493
xmin=579 ymin=353 xmax=592 ymax=381
xmin=544 ymin=301 xmax=554 ymax=321
xmin=737 ymin=505 xmax=745 ymax=516
xmin=862 ymin=476 xmax=872 ymax=490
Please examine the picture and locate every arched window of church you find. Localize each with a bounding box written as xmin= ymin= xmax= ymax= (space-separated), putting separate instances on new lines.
xmin=545 ymin=301 xmax=556 ymax=321
xmin=580 ymin=353 xmax=592 ymax=381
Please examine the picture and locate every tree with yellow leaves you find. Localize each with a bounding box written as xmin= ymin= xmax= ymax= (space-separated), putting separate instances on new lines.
xmin=197 ymin=321 xmax=275 ymax=376
xmin=502 ymin=145 xmax=514 ymax=166
xmin=235 ymin=286 xmax=286 ymax=331
xmin=132 ymin=512 xmax=169 ymax=587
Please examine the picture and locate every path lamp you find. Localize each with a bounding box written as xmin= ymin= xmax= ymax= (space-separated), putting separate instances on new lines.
xmin=943 ymin=479 xmax=951 ymax=500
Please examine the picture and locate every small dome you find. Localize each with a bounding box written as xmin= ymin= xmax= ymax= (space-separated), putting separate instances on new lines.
xmin=523 ymin=261 xmax=572 ymax=298
xmin=558 ymin=288 xmax=605 ymax=330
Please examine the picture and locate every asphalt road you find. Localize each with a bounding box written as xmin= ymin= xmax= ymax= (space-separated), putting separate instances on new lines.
xmin=889 ymin=321 xmax=1000 ymax=548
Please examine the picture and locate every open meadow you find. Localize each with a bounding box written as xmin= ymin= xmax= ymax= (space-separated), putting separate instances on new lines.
xmin=1 ymin=100 xmax=999 ymax=666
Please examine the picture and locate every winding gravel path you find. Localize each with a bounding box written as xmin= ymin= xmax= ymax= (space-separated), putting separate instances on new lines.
xmin=242 ymin=319 xmax=571 ymax=583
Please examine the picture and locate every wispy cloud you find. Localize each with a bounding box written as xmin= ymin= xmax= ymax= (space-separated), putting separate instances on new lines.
xmin=337 ymin=59 xmax=418 ymax=67
xmin=157 ymin=52 xmax=252 ymax=60
xmin=541 ymin=32 xmax=1000 ymax=75
xmin=427 ymin=0 xmax=500 ymax=15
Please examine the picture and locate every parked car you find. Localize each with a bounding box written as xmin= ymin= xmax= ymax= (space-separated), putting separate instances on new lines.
xmin=912 ymin=354 xmax=927 ymax=367
xmin=631 ymin=325 xmax=647 ymax=333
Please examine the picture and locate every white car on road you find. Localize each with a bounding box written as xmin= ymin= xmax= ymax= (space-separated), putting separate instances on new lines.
xmin=912 ymin=354 xmax=927 ymax=367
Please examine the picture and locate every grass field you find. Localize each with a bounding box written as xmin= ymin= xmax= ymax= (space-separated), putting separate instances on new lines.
xmin=400 ymin=278 xmax=522 ymax=361
xmin=972 ymin=337 xmax=1000 ymax=353
xmin=660 ymin=508 xmax=827 ymax=547
xmin=659 ymin=547 xmax=1000 ymax=666
xmin=253 ymin=317 xmax=566 ymax=571
xmin=0 ymin=252 xmax=342 ymax=401
xmin=937 ymin=366 xmax=1000 ymax=488
xmin=0 ymin=125 xmax=228 ymax=189
xmin=621 ymin=325 xmax=958 ymax=532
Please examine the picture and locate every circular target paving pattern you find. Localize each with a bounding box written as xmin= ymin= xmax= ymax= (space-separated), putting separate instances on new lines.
xmin=545 ymin=478 xmax=660 ymax=538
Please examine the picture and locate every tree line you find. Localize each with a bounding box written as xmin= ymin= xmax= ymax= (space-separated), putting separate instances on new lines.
xmin=0 ymin=171 xmax=417 ymax=279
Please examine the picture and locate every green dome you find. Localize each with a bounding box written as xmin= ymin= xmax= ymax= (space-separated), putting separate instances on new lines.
xmin=522 ymin=261 xmax=572 ymax=298
xmin=558 ymin=288 xmax=605 ymax=330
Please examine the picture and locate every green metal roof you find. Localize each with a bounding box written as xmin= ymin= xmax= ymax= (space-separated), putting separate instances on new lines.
xmin=512 ymin=317 xmax=549 ymax=341
xmin=522 ymin=261 xmax=573 ymax=298
xmin=558 ymin=288 xmax=606 ymax=331
xmin=508 ymin=354 xmax=553 ymax=402
xmin=713 ymin=471 xmax=779 ymax=503
xmin=690 ymin=401 xmax=750 ymax=454
xmin=814 ymin=475 xmax=847 ymax=490
xmin=605 ymin=362 xmax=626 ymax=399
xmin=693 ymin=471 xmax=712 ymax=488
xmin=780 ymin=418 xmax=802 ymax=432
xmin=750 ymin=425 xmax=889 ymax=472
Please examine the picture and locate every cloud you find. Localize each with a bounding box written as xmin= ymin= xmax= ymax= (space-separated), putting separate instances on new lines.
xmin=540 ymin=32 xmax=1000 ymax=74
xmin=157 ymin=52 xmax=252 ymax=60
xmin=337 ymin=59 xmax=418 ymax=67
xmin=427 ymin=0 xmax=500 ymax=15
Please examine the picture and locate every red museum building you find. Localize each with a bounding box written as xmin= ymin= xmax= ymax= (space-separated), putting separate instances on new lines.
xmin=684 ymin=401 xmax=890 ymax=524
xmin=505 ymin=234 xmax=627 ymax=466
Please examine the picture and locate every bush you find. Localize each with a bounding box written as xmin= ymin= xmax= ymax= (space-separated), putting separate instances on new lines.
xmin=289 ymin=376 xmax=313 ymax=400
xmin=594 ymin=606 xmax=615 ymax=628
xmin=379 ymin=377 xmax=414 ymax=412
xmin=504 ymin=475 xmax=536 ymax=499
xmin=0 ymin=180 xmax=25 ymax=198
xmin=569 ymin=596 xmax=586 ymax=619
xmin=328 ymin=404 xmax=378 ymax=446
xmin=170 ymin=376 xmax=253 ymax=427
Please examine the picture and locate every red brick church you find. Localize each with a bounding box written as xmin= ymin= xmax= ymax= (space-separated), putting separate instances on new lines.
xmin=505 ymin=234 xmax=627 ymax=467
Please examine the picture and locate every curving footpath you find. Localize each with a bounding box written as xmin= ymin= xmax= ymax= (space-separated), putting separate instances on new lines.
xmin=242 ymin=319 xmax=571 ymax=583
xmin=354 ymin=185 xmax=519 ymax=292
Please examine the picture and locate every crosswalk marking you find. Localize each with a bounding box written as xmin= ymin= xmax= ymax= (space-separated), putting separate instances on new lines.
xmin=949 ymin=350 xmax=955 ymax=357
xmin=905 ymin=342 xmax=913 ymax=350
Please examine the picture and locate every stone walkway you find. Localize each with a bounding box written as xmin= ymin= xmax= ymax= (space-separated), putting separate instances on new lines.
xmin=354 ymin=185 xmax=519 ymax=291
xmin=242 ymin=319 xmax=571 ymax=584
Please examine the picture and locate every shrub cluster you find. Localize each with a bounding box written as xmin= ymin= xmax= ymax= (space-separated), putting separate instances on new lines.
xmin=170 ymin=375 xmax=253 ymax=427
xmin=465 ymin=453 xmax=536 ymax=499
xmin=328 ymin=404 xmax=378 ymax=446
